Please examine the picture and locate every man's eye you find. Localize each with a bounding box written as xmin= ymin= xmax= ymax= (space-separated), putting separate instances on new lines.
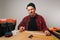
xmin=28 ymin=10 xmax=30 ymax=11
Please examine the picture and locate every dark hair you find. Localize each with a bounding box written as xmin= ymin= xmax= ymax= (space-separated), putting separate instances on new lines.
xmin=26 ymin=3 xmax=36 ymax=9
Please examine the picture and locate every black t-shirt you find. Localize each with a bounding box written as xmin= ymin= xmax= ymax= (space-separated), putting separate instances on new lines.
xmin=28 ymin=16 xmax=38 ymax=31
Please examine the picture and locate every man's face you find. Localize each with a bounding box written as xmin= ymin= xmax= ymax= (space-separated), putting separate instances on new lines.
xmin=26 ymin=6 xmax=36 ymax=16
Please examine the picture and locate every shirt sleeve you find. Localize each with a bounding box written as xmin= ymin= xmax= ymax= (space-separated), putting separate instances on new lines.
xmin=18 ymin=17 xmax=25 ymax=30
xmin=41 ymin=16 xmax=48 ymax=31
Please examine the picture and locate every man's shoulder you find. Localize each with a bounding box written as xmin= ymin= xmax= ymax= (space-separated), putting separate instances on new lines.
xmin=23 ymin=15 xmax=29 ymax=19
xmin=36 ymin=14 xmax=45 ymax=21
xmin=36 ymin=14 xmax=43 ymax=18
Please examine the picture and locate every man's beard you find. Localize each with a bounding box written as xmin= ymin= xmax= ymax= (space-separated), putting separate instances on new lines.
xmin=29 ymin=13 xmax=36 ymax=17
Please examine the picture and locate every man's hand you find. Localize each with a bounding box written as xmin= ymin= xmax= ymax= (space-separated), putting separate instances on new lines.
xmin=19 ymin=26 xmax=25 ymax=32
xmin=44 ymin=30 xmax=51 ymax=36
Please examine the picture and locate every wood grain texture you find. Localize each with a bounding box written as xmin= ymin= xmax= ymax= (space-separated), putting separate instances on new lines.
xmin=0 ymin=31 xmax=59 ymax=40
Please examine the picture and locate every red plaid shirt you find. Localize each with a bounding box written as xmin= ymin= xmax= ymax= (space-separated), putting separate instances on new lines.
xmin=18 ymin=14 xmax=48 ymax=31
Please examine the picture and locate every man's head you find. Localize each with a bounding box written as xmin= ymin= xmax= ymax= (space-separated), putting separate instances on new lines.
xmin=26 ymin=3 xmax=36 ymax=17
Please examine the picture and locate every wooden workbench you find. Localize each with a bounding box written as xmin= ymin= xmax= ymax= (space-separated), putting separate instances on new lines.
xmin=0 ymin=31 xmax=59 ymax=40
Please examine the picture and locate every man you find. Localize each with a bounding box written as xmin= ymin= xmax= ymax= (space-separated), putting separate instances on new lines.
xmin=18 ymin=3 xmax=51 ymax=36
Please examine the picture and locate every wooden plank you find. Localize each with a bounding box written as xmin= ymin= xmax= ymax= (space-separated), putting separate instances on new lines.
xmin=0 ymin=31 xmax=59 ymax=40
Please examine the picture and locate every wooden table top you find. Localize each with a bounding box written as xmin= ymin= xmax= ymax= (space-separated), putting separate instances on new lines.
xmin=0 ymin=31 xmax=59 ymax=40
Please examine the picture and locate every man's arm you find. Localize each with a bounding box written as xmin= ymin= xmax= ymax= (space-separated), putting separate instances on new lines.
xmin=18 ymin=18 xmax=25 ymax=30
xmin=41 ymin=16 xmax=51 ymax=36
xmin=41 ymin=16 xmax=48 ymax=31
